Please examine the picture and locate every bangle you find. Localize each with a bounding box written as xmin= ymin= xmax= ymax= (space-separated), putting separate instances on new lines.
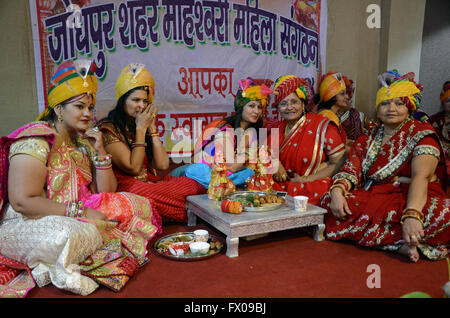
xmin=65 ymin=202 xmax=77 ymax=217
xmin=76 ymin=201 xmax=86 ymax=218
xmin=96 ymin=164 xmax=112 ymax=170
xmin=65 ymin=201 xmax=86 ymax=218
xmin=400 ymin=208 xmax=424 ymax=226
xmin=329 ymin=184 xmax=347 ymax=196
xmin=93 ymin=154 xmax=112 ymax=168
xmin=150 ymin=132 xmax=159 ymax=138
xmin=402 ymin=207 xmax=424 ymax=219
xmin=132 ymin=142 xmax=147 ymax=148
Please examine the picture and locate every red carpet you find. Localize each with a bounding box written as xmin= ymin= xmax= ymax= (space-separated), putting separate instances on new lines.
xmin=27 ymin=221 xmax=449 ymax=299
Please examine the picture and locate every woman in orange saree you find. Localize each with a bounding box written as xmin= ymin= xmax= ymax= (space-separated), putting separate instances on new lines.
xmin=0 ymin=61 xmax=160 ymax=296
xmin=270 ymin=75 xmax=346 ymax=205
xmin=320 ymin=71 xmax=449 ymax=262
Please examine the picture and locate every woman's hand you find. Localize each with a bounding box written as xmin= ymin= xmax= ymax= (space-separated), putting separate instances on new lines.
xmin=84 ymin=207 xmax=108 ymax=221
xmin=147 ymin=104 xmax=159 ymax=133
xmin=402 ymin=217 xmax=424 ymax=247
xmin=329 ymin=187 xmax=352 ymax=220
xmin=273 ymin=161 xmax=288 ymax=182
xmin=290 ymin=173 xmax=309 ymax=183
xmin=135 ymin=104 xmax=154 ymax=132
xmin=83 ymin=127 xmax=106 ymax=154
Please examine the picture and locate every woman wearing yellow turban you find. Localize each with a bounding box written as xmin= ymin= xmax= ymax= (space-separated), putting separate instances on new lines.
xmin=269 ymin=75 xmax=346 ymax=205
xmin=320 ymin=71 xmax=449 ymax=262
xmin=0 ymin=60 xmax=161 ymax=295
xmin=97 ymin=63 xmax=206 ymax=222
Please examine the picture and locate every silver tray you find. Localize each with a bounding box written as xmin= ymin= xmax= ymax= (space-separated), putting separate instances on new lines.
xmin=223 ymin=191 xmax=286 ymax=212
xmin=152 ymin=232 xmax=224 ymax=261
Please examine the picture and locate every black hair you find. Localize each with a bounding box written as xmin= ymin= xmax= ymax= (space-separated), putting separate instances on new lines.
xmin=102 ymin=86 xmax=153 ymax=160
xmin=314 ymin=93 xmax=337 ymax=111
xmin=202 ymin=103 xmax=264 ymax=151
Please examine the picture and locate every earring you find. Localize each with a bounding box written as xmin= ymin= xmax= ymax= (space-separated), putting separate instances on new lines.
xmin=57 ymin=113 xmax=63 ymax=123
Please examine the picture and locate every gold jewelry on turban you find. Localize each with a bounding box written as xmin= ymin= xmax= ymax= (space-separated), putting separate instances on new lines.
xmin=115 ymin=63 xmax=155 ymax=102
xmin=36 ymin=60 xmax=97 ymax=121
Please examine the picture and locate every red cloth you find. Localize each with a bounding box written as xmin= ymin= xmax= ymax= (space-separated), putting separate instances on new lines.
xmin=115 ymin=173 xmax=206 ymax=222
xmin=270 ymin=113 xmax=346 ymax=205
xmin=319 ymin=119 xmax=450 ymax=258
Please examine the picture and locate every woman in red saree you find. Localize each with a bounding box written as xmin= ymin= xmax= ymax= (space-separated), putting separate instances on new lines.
xmin=98 ymin=64 xmax=206 ymax=222
xmin=320 ymin=71 xmax=449 ymax=262
xmin=0 ymin=60 xmax=160 ymax=296
xmin=270 ymin=75 xmax=346 ymax=205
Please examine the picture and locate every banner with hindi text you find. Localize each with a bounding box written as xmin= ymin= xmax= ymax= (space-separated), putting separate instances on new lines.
xmin=30 ymin=0 xmax=327 ymax=157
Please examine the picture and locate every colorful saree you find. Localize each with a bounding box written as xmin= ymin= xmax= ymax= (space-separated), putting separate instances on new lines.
xmin=271 ymin=113 xmax=346 ymax=205
xmin=184 ymin=119 xmax=255 ymax=189
xmin=99 ymin=121 xmax=206 ymax=222
xmin=0 ymin=122 xmax=161 ymax=295
xmin=319 ymin=118 xmax=450 ymax=260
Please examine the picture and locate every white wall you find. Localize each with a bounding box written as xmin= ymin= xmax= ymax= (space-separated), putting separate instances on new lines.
xmin=419 ymin=0 xmax=450 ymax=116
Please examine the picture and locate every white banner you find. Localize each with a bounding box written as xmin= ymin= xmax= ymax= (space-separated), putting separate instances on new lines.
xmin=30 ymin=0 xmax=327 ymax=156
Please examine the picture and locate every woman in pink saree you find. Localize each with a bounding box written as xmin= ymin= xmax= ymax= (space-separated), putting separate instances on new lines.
xmin=0 ymin=60 xmax=160 ymax=296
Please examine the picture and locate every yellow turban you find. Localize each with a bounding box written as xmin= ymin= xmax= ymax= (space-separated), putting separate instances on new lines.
xmin=36 ymin=60 xmax=97 ymax=121
xmin=319 ymin=72 xmax=346 ymax=102
xmin=115 ymin=64 xmax=155 ymax=102
xmin=376 ymin=79 xmax=421 ymax=110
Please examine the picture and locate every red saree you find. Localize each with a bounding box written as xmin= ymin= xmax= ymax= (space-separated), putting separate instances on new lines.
xmin=271 ymin=113 xmax=346 ymax=205
xmin=99 ymin=122 xmax=206 ymax=222
xmin=319 ymin=118 xmax=450 ymax=260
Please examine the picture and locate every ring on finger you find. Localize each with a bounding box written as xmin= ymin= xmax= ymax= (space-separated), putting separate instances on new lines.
xmin=92 ymin=127 xmax=99 ymax=132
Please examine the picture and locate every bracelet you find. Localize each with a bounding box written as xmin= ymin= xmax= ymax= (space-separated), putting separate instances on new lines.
xmin=402 ymin=207 xmax=424 ymax=219
xmin=329 ymin=184 xmax=347 ymax=196
xmin=132 ymin=142 xmax=147 ymax=148
xmin=150 ymin=132 xmax=159 ymax=137
xmin=93 ymin=154 xmax=112 ymax=168
xmin=95 ymin=164 xmax=112 ymax=170
xmin=76 ymin=201 xmax=86 ymax=218
xmin=400 ymin=213 xmax=424 ymax=226
xmin=400 ymin=208 xmax=424 ymax=226
xmin=65 ymin=201 xmax=86 ymax=218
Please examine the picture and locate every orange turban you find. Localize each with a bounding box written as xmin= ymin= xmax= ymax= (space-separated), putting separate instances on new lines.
xmin=440 ymin=81 xmax=450 ymax=104
xmin=319 ymin=72 xmax=346 ymax=102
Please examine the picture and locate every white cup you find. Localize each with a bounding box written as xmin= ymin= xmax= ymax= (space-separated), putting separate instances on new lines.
xmin=193 ymin=229 xmax=209 ymax=242
xmin=294 ymin=196 xmax=308 ymax=212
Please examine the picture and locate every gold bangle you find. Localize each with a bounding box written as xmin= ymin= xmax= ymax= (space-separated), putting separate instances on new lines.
xmin=150 ymin=132 xmax=159 ymax=137
xmin=329 ymin=184 xmax=347 ymax=196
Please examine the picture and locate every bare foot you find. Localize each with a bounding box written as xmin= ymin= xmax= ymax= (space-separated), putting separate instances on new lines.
xmin=398 ymin=244 xmax=420 ymax=262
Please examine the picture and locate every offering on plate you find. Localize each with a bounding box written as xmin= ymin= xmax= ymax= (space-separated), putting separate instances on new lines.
xmin=189 ymin=241 xmax=210 ymax=255
xmin=168 ymin=242 xmax=190 ymax=256
xmin=221 ymin=199 xmax=244 ymax=214
xmin=230 ymin=192 xmax=284 ymax=207
xmin=193 ymin=229 xmax=209 ymax=242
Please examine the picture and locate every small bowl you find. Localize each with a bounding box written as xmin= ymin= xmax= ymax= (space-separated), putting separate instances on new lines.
xmin=193 ymin=229 xmax=209 ymax=242
xmin=168 ymin=242 xmax=190 ymax=256
xmin=189 ymin=241 xmax=210 ymax=254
